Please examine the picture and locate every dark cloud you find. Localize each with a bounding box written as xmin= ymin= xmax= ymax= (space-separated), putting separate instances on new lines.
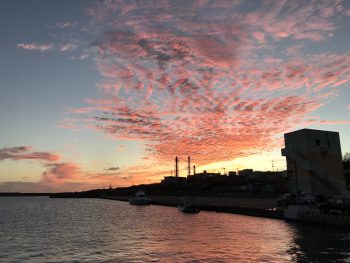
xmin=106 ymin=166 xmax=120 ymax=171
xmin=0 ymin=146 xmax=60 ymax=162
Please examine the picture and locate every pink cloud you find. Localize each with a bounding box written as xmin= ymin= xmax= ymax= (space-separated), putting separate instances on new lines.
xmin=71 ymin=50 xmax=350 ymax=168
xmin=56 ymin=21 xmax=76 ymax=29
xmin=252 ymin=31 xmax=266 ymax=44
xmin=0 ymin=146 xmax=60 ymax=162
xmin=60 ymin=43 xmax=77 ymax=52
xmin=244 ymin=0 xmax=338 ymax=42
xmin=0 ymin=158 xmax=131 ymax=192
xmin=60 ymin=0 xmax=350 ymax=179
xmin=39 ymin=161 xmax=130 ymax=189
xmin=17 ymin=43 xmax=54 ymax=52
xmin=0 ymin=147 xmax=132 ymax=190
xmin=41 ymin=162 xmax=81 ymax=184
xmin=8 ymin=1 xmax=348 ymax=189
xmin=17 ymin=42 xmax=77 ymax=53
xmin=318 ymin=120 xmax=350 ymax=125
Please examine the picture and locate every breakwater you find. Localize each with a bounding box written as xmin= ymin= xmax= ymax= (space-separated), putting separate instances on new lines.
xmin=51 ymin=193 xmax=350 ymax=227
xmin=102 ymin=195 xmax=284 ymax=219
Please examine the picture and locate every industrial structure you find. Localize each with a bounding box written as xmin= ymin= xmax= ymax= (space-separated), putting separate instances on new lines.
xmin=282 ymin=128 xmax=348 ymax=198
xmin=175 ymin=156 xmax=179 ymax=177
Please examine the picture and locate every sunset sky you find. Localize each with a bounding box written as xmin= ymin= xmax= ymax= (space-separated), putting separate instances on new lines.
xmin=1 ymin=0 xmax=350 ymax=192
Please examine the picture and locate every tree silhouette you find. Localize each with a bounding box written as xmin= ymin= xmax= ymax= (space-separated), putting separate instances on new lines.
xmin=344 ymin=152 xmax=350 ymax=169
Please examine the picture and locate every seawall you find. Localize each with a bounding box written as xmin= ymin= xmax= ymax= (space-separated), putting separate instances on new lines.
xmin=102 ymin=195 xmax=284 ymax=219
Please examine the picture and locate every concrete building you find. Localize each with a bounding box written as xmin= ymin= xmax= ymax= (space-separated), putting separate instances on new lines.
xmin=238 ymin=169 xmax=254 ymax=176
xmin=281 ymin=128 xmax=348 ymax=198
xmin=189 ymin=170 xmax=221 ymax=180
xmin=228 ymin=171 xmax=237 ymax=177
xmin=161 ymin=176 xmax=186 ymax=185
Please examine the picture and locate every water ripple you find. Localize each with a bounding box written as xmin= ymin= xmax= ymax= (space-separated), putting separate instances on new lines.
xmin=1 ymin=197 xmax=350 ymax=262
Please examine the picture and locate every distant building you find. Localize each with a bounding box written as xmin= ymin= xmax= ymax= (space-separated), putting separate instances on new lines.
xmin=238 ymin=169 xmax=254 ymax=176
xmin=190 ymin=170 xmax=221 ymax=179
xmin=161 ymin=176 xmax=186 ymax=185
xmin=228 ymin=171 xmax=237 ymax=176
xmin=281 ymin=128 xmax=348 ymax=198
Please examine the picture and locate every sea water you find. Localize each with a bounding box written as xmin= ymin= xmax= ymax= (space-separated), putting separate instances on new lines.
xmin=0 ymin=197 xmax=350 ymax=262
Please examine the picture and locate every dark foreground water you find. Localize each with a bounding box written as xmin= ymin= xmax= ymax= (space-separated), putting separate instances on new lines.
xmin=0 ymin=198 xmax=350 ymax=263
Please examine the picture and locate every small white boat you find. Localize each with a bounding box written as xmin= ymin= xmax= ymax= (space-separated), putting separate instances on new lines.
xmin=283 ymin=193 xmax=318 ymax=220
xmin=178 ymin=200 xmax=200 ymax=213
xmin=129 ymin=190 xmax=151 ymax=205
xmin=284 ymin=205 xmax=320 ymax=221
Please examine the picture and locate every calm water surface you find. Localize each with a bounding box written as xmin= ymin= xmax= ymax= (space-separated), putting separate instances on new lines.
xmin=0 ymin=197 xmax=350 ymax=262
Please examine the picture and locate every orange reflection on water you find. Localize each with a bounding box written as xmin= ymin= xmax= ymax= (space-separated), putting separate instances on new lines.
xmin=126 ymin=205 xmax=296 ymax=262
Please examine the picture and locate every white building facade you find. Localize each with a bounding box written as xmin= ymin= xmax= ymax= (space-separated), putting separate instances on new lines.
xmin=281 ymin=128 xmax=348 ymax=198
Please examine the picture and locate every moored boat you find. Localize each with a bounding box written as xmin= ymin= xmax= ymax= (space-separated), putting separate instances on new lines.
xmin=178 ymin=200 xmax=200 ymax=213
xmin=284 ymin=204 xmax=320 ymax=221
xmin=129 ymin=190 xmax=151 ymax=205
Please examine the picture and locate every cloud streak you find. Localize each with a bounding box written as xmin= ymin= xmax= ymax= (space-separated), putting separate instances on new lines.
xmin=60 ymin=43 xmax=77 ymax=52
xmin=17 ymin=42 xmax=77 ymax=53
xmin=106 ymin=166 xmax=120 ymax=171
xmin=17 ymin=43 xmax=54 ymax=52
xmin=0 ymin=146 xmax=60 ymax=162
xmin=56 ymin=21 xmax=76 ymax=29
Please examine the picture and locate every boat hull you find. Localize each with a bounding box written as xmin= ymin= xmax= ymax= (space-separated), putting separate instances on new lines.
xmin=284 ymin=205 xmax=320 ymax=221
xmin=129 ymin=198 xmax=150 ymax=205
xmin=178 ymin=205 xmax=200 ymax=213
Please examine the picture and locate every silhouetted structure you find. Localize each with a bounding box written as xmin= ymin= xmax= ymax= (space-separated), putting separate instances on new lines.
xmin=282 ymin=128 xmax=348 ymax=198
xmin=161 ymin=176 xmax=186 ymax=185
xmin=175 ymin=156 xmax=179 ymax=177
xmin=187 ymin=156 xmax=191 ymax=177
xmin=228 ymin=171 xmax=237 ymax=176
xmin=238 ymin=169 xmax=254 ymax=176
xmin=191 ymin=170 xmax=221 ymax=179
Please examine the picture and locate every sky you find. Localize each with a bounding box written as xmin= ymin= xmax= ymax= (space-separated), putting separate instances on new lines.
xmin=1 ymin=0 xmax=350 ymax=193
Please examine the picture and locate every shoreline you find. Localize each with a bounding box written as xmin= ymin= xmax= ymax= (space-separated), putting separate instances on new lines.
xmin=101 ymin=195 xmax=284 ymax=219
xmin=102 ymin=196 xmax=350 ymax=227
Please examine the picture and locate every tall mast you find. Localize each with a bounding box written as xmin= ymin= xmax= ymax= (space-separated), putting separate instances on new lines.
xmin=187 ymin=156 xmax=191 ymax=177
xmin=175 ymin=156 xmax=179 ymax=177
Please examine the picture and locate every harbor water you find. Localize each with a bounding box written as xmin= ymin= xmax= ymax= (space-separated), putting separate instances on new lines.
xmin=1 ymin=197 xmax=350 ymax=262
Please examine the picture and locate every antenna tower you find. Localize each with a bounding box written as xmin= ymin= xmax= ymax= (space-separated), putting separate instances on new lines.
xmin=187 ymin=156 xmax=191 ymax=177
xmin=175 ymin=156 xmax=179 ymax=177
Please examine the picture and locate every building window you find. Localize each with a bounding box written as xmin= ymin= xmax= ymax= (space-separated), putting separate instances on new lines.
xmin=316 ymin=139 xmax=320 ymax=146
